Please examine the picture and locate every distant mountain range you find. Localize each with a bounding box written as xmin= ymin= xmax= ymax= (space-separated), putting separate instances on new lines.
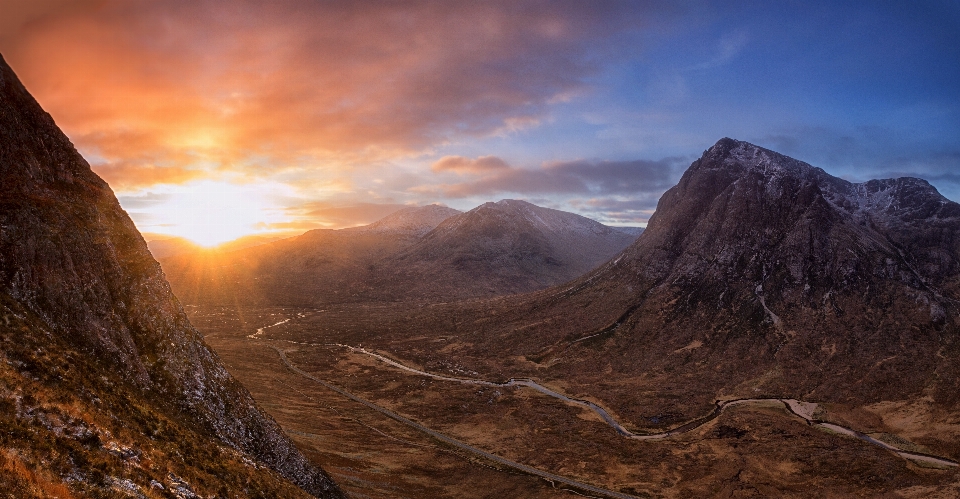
xmin=159 ymin=200 xmax=642 ymax=306
xmin=0 ymin=54 xmax=343 ymax=497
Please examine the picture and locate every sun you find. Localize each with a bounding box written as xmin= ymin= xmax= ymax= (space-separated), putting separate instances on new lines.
xmin=145 ymin=181 xmax=287 ymax=247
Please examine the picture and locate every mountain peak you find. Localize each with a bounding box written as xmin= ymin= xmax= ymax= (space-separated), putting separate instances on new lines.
xmin=689 ymin=138 xmax=956 ymax=226
xmin=694 ymin=137 xmax=826 ymax=182
xmin=494 ymin=198 xmax=535 ymax=208
xmin=360 ymin=204 xmax=461 ymax=236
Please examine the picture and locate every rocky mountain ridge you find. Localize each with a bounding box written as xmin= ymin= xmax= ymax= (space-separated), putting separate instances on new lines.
xmin=345 ymin=204 xmax=462 ymax=236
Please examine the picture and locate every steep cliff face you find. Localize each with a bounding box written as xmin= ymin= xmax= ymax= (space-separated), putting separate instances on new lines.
xmin=0 ymin=54 xmax=342 ymax=497
xmin=618 ymin=137 xmax=960 ymax=303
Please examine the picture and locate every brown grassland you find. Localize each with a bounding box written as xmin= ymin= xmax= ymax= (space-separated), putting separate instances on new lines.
xmin=188 ymin=304 xmax=960 ymax=498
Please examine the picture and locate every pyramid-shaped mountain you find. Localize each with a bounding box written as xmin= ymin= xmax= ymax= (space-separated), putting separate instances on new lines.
xmin=0 ymin=54 xmax=343 ymax=497
xmin=362 ymin=199 xmax=639 ymax=301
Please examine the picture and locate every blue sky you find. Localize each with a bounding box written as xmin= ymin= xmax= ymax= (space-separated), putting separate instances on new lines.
xmin=1 ymin=1 xmax=958 ymax=244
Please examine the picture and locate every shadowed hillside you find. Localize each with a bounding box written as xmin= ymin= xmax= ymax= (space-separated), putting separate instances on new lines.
xmin=0 ymin=53 xmax=343 ymax=498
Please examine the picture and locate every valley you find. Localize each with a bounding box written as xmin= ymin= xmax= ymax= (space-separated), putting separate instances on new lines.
xmin=188 ymin=304 xmax=960 ymax=498
xmin=3 ymin=4 xmax=957 ymax=497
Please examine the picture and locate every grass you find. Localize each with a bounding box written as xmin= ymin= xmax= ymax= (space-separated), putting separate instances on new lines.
xmin=0 ymin=293 xmax=315 ymax=499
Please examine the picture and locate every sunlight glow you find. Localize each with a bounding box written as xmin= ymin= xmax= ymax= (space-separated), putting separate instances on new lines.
xmin=143 ymin=181 xmax=289 ymax=247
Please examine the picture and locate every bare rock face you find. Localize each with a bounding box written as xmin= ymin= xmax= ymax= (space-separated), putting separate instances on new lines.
xmin=0 ymin=54 xmax=342 ymax=497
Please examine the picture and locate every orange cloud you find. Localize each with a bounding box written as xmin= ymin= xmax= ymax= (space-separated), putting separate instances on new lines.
xmin=431 ymin=155 xmax=510 ymax=174
xmin=0 ymin=0 xmax=658 ymax=190
xmin=93 ymin=162 xmax=210 ymax=190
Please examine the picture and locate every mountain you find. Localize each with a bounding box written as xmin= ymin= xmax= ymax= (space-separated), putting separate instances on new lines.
xmin=348 ymin=204 xmax=462 ymax=237
xmin=160 ymin=201 xmax=638 ymax=306
xmin=611 ymin=226 xmax=645 ymax=237
xmin=359 ymin=199 xmax=640 ymax=301
xmin=403 ymin=139 xmax=960 ymax=455
xmin=159 ymin=204 xmax=463 ymax=306
xmin=0 ymin=54 xmax=343 ymax=497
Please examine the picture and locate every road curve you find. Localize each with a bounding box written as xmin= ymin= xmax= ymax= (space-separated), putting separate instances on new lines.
xmin=270 ymin=346 xmax=647 ymax=499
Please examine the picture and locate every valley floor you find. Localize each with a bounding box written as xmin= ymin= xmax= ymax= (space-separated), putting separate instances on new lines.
xmin=187 ymin=304 xmax=960 ymax=498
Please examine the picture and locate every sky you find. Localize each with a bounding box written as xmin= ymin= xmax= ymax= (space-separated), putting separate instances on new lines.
xmin=1 ymin=0 xmax=958 ymax=246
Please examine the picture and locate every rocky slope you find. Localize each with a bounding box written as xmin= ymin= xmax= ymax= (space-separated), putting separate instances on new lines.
xmin=0 ymin=53 xmax=343 ymax=497
xmin=161 ymin=201 xmax=639 ymax=306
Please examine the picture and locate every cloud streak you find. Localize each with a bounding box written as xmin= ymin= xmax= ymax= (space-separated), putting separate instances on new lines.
xmin=432 ymin=156 xmax=511 ymax=174
xmin=418 ymin=155 xmax=683 ymax=199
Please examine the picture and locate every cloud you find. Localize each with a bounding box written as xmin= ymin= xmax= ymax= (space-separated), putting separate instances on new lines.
xmin=689 ymin=31 xmax=749 ymax=70
xmin=0 ymin=0 xmax=673 ymax=185
xmin=431 ymin=155 xmax=510 ymax=174
xmin=0 ymin=0 xmax=98 ymax=35
xmin=93 ymin=162 xmax=211 ymax=190
xmin=567 ymin=197 xmax=660 ymax=224
xmin=116 ymin=192 xmax=173 ymax=209
xmin=420 ymin=155 xmax=682 ymax=198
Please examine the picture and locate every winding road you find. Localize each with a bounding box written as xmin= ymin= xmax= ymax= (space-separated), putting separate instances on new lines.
xmin=271 ymin=346 xmax=645 ymax=499
xmin=330 ymin=343 xmax=958 ymax=468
